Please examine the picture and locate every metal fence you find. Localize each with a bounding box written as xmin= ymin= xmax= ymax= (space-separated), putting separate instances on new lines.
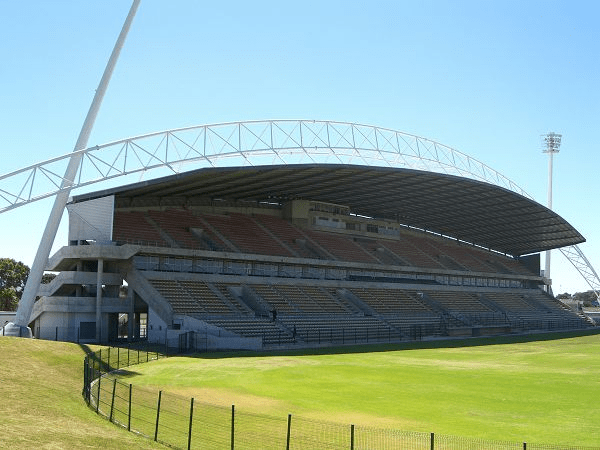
xmin=83 ymin=346 xmax=600 ymax=450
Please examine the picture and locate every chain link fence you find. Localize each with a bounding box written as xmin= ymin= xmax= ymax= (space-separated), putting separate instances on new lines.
xmin=83 ymin=346 xmax=599 ymax=450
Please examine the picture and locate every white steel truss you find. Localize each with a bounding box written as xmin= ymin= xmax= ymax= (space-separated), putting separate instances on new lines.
xmin=0 ymin=119 xmax=597 ymax=298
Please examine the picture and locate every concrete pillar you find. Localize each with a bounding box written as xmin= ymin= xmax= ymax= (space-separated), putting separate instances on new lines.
xmin=96 ymin=259 xmax=104 ymax=343
xmin=76 ymin=261 xmax=83 ymax=297
xmin=128 ymin=285 xmax=135 ymax=342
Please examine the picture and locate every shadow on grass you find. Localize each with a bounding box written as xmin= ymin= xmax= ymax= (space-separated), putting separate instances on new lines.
xmin=79 ymin=343 xmax=148 ymax=375
xmin=182 ymin=327 xmax=600 ymax=360
xmin=111 ymin=368 xmax=142 ymax=378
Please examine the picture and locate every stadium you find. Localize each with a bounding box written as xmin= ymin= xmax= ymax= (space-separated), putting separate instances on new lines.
xmin=5 ymin=4 xmax=600 ymax=449
xmin=18 ymin=120 xmax=596 ymax=349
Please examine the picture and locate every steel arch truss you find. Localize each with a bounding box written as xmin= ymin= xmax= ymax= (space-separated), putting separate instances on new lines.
xmin=0 ymin=119 xmax=597 ymax=297
xmin=559 ymin=246 xmax=600 ymax=299
xmin=0 ymin=120 xmax=533 ymax=213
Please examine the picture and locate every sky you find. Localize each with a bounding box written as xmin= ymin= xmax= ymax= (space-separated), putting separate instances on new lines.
xmin=0 ymin=0 xmax=598 ymax=295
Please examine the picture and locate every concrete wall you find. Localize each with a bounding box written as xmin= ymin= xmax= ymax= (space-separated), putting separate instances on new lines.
xmin=34 ymin=310 xmax=99 ymax=342
xmin=147 ymin=307 xmax=168 ymax=344
xmin=146 ymin=309 xmax=262 ymax=351
xmin=0 ymin=311 xmax=16 ymax=331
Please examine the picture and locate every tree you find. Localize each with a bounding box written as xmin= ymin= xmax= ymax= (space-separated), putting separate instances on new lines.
xmin=42 ymin=273 xmax=56 ymax=284
xmin=0 ymin=258 xmax=30 ymax=311
xmin=573 ymin=290 xmax=598 ymax=307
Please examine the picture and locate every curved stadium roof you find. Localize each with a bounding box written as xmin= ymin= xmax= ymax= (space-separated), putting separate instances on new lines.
xmin=72 ymin=163 xmax=585 ymax=257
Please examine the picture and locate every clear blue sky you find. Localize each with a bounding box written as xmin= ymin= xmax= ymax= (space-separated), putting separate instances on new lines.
xmin=1 ymin=0 xmax=598 ymax=294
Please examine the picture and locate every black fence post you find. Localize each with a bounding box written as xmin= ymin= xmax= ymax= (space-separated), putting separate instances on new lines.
xmin=286 ymin=414 xmax=292 ymax=450
xmin=350 ymin=424 xmax=355 ymax=450
xmin=86 ymin=358 xmax=90 ymax=403
xmin=231 ymin=404 xmax=235 ymax=450
xmin=128 ymin=384 xmax=132 ymax=432
xmin=188 ymin=398 xmax=194 ymax=450
xmin=430 ymin=432 xmax=435 ymax=450
xmin=523 ymin=443 xmax=527 ymax=450
xmin=96 ymin=376 xmax=101 ymax=414
xmin=155 ymin=390 xmax=162 ymax=442
xmin=55 ymin=326 xmax=58 ymax=341
xmin=108 ymin=347 xmax=111 ymax=371
xmin=109 ymin=378 xmax=117 ymax=422
xmin=83 ymin=357 xmax=88 ymax=401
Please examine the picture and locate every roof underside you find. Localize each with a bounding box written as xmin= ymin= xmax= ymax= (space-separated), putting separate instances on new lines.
xmin=72 ymin=164 xmax=585 ymax=257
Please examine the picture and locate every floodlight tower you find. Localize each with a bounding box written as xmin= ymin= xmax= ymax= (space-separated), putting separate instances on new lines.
xmin=542 ymin=132 xmax=562 ymax=285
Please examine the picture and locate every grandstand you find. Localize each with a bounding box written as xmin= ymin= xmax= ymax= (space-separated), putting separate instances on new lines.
xmin=29 ymin=163 xmax=594 ymax=349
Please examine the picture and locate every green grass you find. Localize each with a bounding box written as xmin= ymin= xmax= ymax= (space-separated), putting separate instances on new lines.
xmin=122 ymin=331 xmax=600 ymax=447
xmin=3 ymin=331 xmax=600 ymax=448
xmin=0 ymin=337 xmax=164 ymax=449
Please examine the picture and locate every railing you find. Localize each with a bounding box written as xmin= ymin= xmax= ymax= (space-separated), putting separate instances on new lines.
xmin=83 ymin=345 xmax=600 ymax=450
xmin=32 ymin=326 xmax=147 ymax=343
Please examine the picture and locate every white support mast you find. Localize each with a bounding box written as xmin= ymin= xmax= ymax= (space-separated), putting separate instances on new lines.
xmin=3 ymin=0 xmax=141 ymax=337
xmin=542 ymin=132 xmax=562 ymax=289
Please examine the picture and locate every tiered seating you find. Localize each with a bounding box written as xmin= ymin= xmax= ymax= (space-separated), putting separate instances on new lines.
xmin=348 ymin=287 xmax=432 ymax=315
xmin=298 ymin=286 xmax=353 ymax=314
xmin=354 ymin=239 xmax=401 ymax=265
xmin=378 ymin=237 xmax=445 ymax=269
xmin=212 ymin=283 xmax=253 ymax=314
xmin=126 ymin=205 xmax=586 ymax=345
xmin=179 ymin=280 xmax=233 ymax=315
xmin=150 ymin=279 xmax=205 ymax=314
xmin=425 ymin=291 xmax=492 ymax=313
xmin=252 ymin=214 xmax=322 ymax=258
xmin=431 ymin=241 xmax=496 ymax=273
xmin=303 ymin=230 xmax=380 ymax=263
xmin=150 ymin=279 xmax=247 ymax=316
xmin=494 ymin=255 xmax=536 ymax=275
xmin=271 ymin=285 xmax=323 ymax=313
xmin=113 ymin=211 xmax=167 ymax=246
xmin=279 ymin=316 xmax=402 ymax=343
xmin=147 ymin=209 xmax=226 ymax=251
xmin=479 ymin=290 xmax=588 ymax=329
xmin=270 ymin=285 xmax=352 ymax=314
xmin=324 ymin=288 xmax=363 ymax=314
xmin=148 ymin=209 xmax=199 ymax=249
xmin=251 ymin=285 xmax=299 ymax=313
xmin=200 ymin=213 xmax=293 ymax=256
xmin=482 ymin=292 xmax=535 ymax=312
xmin=206 ymin=317 xmax=294 ymax=345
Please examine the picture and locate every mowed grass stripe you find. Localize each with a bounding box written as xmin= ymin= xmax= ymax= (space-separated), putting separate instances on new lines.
xmin=122 ymin=331 xmax=600 ymax=447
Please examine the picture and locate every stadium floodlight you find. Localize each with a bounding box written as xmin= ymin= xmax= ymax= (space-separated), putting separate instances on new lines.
xmin=542 ymin=132 xmax=562 ymax=285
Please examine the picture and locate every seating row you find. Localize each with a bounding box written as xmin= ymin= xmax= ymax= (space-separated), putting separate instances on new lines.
xmin=115 ymin=209 xmax=535 ymax=276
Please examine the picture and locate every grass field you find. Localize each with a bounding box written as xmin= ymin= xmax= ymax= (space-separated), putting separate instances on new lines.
xmin=3 ymin=331 xmax=600 ymax=448
xmin=0 ymin=337 xmax=163 ymax=449
xmin=121 ymin=331 xmax=600 ymax=447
